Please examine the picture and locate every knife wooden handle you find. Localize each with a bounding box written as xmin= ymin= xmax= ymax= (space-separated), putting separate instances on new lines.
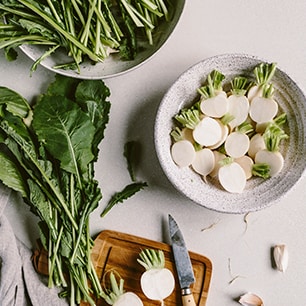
xmin=181 ymin=288 xmax=196 ymax=306
xmin=182 ymin=293 xmax=196 ymax=306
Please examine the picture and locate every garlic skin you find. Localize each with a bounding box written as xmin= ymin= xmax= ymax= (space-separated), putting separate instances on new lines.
xmin=239 ymin=292 xmax=264 ymax=306
xmin=273 ymin=244 xmax=288 ymax=272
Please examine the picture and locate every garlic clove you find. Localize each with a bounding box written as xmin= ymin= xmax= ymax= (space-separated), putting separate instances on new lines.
xmin=273 ymin=244 xmax=288 ymax=272
xmin=239 ymin=292 xmax=264 ymax=306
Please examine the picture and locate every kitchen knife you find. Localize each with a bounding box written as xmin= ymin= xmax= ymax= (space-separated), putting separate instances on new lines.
xmin=168 ymin=214 xmax=196 ymax=306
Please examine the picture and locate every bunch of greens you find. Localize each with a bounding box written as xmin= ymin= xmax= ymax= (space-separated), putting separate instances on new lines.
xmin=0 ymin=0 xmax=171 ymax=72
xmin=0 ymin=75 xmax=111 ymax=305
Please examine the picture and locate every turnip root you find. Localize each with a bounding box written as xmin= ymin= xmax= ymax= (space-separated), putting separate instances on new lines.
xmin=249 ymin=96 xmax=278 ymax=123
xmin=193 ymin=116 xmax=223 ymax=146
xmin=248 ymin=133 xmax=266 ymax=159
xmin=255 ymin=149 xmax=284 ymax=176
xmin=218 ymin=157 xmax=246 ymax=193
xmin=210 ymin=151 xmax=226 ymax=178
xmin=171 ymin=140 xmax=195 ymax=167
xmin=224 ymin=131 xmax=250 ymax=158
xmin=102 ymin=272 xmax=143 ymax=306
xmin=235 ymin=155 xmax=254 ymax=179
xmin=208 ymin=120 xmax=229 ymax=150
xmin=198 ymin=70 xmax=228 ymax=118
xmin=227 ymin=76 xmax=250 ymax=129
xmin=171 ymin=127 xmax=194 ymax=143
xmin=247 ymin=62 xmax=277 ymax=102
xmin=200 ymin=92 xmax=229 ymax=118
xmin=191 ymin=148 xmax=215 ymax=181
xmin=137 ymin=249 xmax=175 ymax=306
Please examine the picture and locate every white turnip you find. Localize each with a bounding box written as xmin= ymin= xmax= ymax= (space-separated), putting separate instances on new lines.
xmin=249 ymin=96 xmax=278 ymax=123
xmin=193 ymin=116 xmax=223 ymax=146
xmin=218 ymin=158 xmax=246 ymax=193
xmin=137 ymin=249 xmax=175 ymax=306
xmin=248 ymin=133 xmax=266 ymax=159
xmin=102 ymin=272 xmax=143 ymax=306
xmin=200 ymin=92 xmax=229 ymax=118
xmin=210 ymin=151 xmax=226 ymax=178
xmin=191 ymin=148 xmax=215 ymax=181
xmin=255 ymin=149 xmax=284 ymax=176
xmin=171 ymin=140 xmax=195 ymax=167
xmin=224 ymin=131 xmax=250 ymax=158
xmin=235 ymin=155 xmax=254 ymax=180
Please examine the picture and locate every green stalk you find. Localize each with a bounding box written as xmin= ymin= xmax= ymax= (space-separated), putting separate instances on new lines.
xmin=16 ymin=0 xmax=102 ymax=62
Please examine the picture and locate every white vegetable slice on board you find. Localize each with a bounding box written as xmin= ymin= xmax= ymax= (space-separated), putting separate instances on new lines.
xmin=102 ymin=272 xmax=143 ymax=306
xmin=248 ymin=133 xmax=266 ymax=159
xmin=224 ymin=131 xmax=250 ymax=158
xmin=137 ymin=249 xmax=175 ymax=305
xmin=191 ymin=148 xmax=215 ymax=181
xmin=255 ymin=149 xmax=284 ymax=177
xmin=171 ymin=140 xmax=195 ymax=167
xmin=218 ymin=158 xmax=246 ymax=193
xmin=193 ymin=116 xmax=223 ymax=146
xmin=235 ymin=155 xmax=254 ymax=180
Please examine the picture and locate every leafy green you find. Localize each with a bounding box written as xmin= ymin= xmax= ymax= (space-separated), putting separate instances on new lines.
xmin=0 ymin=76 xmax=111 ymax=305
xmin=101 ymin=182 xmax=148 ymax=217
xmin=0 ymin=0 xmax=172 ymax=72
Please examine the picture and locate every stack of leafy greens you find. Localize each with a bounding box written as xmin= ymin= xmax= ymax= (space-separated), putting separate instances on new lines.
xmin=0 ymin=0 xmax=171 ymax=72
xmin=0 ymin=76 xmax=111 ymax=305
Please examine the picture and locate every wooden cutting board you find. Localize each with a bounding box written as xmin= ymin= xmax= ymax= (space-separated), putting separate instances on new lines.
xmin=81 ymin=230 xmax=212 ymax=306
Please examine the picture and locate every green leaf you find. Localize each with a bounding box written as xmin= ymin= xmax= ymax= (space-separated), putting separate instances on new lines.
xmin=0 ymin=86 xmax=30 ymax=118
xmin=0 ymin=150 xmax=27 ymax=196
xmin=124 ymin=140 xmax=141 ymax=182
xmin=101 ymin=182 xmax=148 ymax=217
xmin=32 ymin=95 xmax=95 ymax=178
xmin=75 ymin=80 xmax=111 ymax=158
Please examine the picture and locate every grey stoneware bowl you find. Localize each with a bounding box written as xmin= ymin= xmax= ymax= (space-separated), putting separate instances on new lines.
xmin=154 ymin=53 xmax=306 ymax=214
xmin=20 ymin=1 xmax=186 ymax=79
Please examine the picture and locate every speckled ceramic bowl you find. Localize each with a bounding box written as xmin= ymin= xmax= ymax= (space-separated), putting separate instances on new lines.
xmin=19 ymin=1 xmax=185 ymax=79
xmin=154 ymin=53 xmax=306 ymax=213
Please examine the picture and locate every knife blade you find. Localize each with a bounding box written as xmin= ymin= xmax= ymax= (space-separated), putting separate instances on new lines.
xmin=168 ymin=214 xmax=196 ymax=306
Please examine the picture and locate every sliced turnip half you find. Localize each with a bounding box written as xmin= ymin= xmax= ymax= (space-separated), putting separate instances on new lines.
xmin=171 ymin=126 xmax=195 ymax=144
xmin=101 ymin=271 xmax=143 ymax=306
xmin=193 ymin=116 xmax=223 ymax=147
xmin=208 ymin=120 xmax=229 ymax=150
xmin=248 ymin=133 xmax=266 ymax=159
xmin=235 ymin=155 xmax=254 ymax=180
xmin=171 ymin=140 xmax=196 ymax=167
xmin=224 ymin=131 xmax=250 ymax=158
xmin=255 ymin=149 xmax=284 ymax=177
xmin=249 ymin=84 xmax=278 ymax=123
xmin=191 ymin=148 xmax=215 ymax=182
xmin=137 ymin=249 xmax=175 ymax=306
xmin=210 ymin=151 xmax=226 ymax=178
xmin=218 ymin=157 xmax=246 ymax=193
xmin=247 ymin=62 xmax=277 ymax=102
xmin=227 ymin=76 xmax=250 ymax=129
xmin=198 ymin=70 xmax=228 ymax=118
xmin=199 ymin=92 xmax=229 ymax=118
